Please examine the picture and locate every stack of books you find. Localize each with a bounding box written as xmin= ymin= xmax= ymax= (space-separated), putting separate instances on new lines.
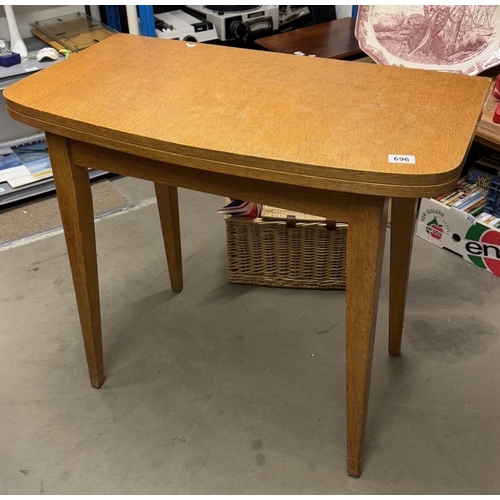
xmin=433 ymin=176 xmax=488 ymax=215
xmin=433 ymin=164 xmax=500 ymax=228
xmin=476 ymin=211 xmax=500 ymax=228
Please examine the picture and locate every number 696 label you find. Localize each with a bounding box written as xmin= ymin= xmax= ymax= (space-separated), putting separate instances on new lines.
xmin=389 ymin=154 xmax=416 ymax=164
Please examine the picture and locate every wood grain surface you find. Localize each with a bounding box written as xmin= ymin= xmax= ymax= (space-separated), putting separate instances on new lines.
xmin=45 ymin=132 xmax=104 ymax=388
xmin=255 ymin=17 xmax=362 ymax=59
xmin=345 ymin=193 xmax=388 ymax=478
xmin=4 ymin=33 xmax=490 ymax=198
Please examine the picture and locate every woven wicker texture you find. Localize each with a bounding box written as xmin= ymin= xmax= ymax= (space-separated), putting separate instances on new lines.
xmin=225 ymin=206 xmax=347 ymax=290
xmin=262 ymin=206 xmax=328 ymax=222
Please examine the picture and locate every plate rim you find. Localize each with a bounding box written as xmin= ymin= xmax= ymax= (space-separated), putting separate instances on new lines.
xmin=355 ymin=5 xmax=500 ymax=75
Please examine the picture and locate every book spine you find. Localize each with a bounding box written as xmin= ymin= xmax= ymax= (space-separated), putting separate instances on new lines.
xmin=434 ymin=178 xmax=469 ymax=202
xmin=454 ymin=189 xmax=487 ymax=210
xmin=449 ymin=186 xmax=483 ymax=208
xmin=466 ymin=200 xmax=487 ymax=214
xmin=469 ymin=203 xmax=486 ymax=216
xmin=442 ymin=183 xmax=476 ymax=206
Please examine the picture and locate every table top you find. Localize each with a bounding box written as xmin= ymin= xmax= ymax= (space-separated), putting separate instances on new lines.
xmin=4 ymin=34 xmax=491 ymax=197
xmin=255 ymin=17 xmax=362 ymax=59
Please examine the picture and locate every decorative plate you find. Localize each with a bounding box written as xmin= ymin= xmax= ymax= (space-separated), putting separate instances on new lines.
xmin=355 ymin=5 xmax=500 ymax=75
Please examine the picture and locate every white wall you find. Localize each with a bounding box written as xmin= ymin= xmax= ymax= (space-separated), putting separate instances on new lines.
xmin=0 ymin=5 xmax=85 ymax=41
xmin=335 ymin=5 xmax=354 ymax=19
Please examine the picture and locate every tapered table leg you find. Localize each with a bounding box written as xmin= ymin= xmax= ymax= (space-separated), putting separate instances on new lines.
xmin=45 ymin=133 xmax=104 ymax=388
xmin=345 ymin=194 xmax=388 ymax=478
xmin=389 ymin=198 xmax=418 ymax=356
xmin=154 ymin=183 xmax=183 ymax=292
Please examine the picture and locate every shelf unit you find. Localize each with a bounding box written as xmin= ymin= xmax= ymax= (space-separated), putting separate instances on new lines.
xmin=0 ymin=36 xmax=108 ymax=207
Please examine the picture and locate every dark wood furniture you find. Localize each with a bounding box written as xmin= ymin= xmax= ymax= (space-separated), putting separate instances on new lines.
xmin=254 ymin=17 xmax=362 ymax=59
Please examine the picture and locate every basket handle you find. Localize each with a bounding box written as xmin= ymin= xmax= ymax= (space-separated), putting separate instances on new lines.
xmin=326 ymin=220 xmax=337 ymax=231
xmin=285 ymin=215 xmax=337 ymax=230
xmin=285 ymin=215 xmax=296 ymax=228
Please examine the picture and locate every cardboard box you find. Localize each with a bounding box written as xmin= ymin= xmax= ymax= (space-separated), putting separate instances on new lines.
xmin=416 ymin=197 xmax=500 ymax=277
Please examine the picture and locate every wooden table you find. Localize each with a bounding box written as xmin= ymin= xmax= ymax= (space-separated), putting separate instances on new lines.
xmin=4 ymin=34 xmax=490 ymax=478
xmin=255 ymin=17 xmax=362 ymax=59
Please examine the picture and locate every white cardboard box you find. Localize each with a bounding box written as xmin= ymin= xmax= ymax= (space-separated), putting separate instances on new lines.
xmin=416 ymin=197 xmax=500 ymax=278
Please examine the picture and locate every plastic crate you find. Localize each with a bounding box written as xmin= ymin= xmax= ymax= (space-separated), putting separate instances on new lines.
xmin=103 ymin=6 xmax=122 ymax=32
xmin=484 ymin=174 xmax=500 ymax=217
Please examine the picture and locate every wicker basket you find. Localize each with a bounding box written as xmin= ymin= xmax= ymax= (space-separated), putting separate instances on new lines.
xmin=225 ymin=205 xmax=347 ymax=290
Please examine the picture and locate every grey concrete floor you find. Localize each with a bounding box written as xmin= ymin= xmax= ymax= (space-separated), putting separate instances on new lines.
xmin=0 ymin=176 xmax=499 ymax=494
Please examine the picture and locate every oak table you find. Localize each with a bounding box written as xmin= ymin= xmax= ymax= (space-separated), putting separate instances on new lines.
xmin=4 ymin=34 xmax=490 ymax=478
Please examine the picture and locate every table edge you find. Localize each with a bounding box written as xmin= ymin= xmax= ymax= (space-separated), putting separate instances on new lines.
xmin=5 ymin=99 xmax=467 ymax=199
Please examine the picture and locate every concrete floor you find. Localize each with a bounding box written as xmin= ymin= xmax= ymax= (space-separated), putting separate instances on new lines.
xmin=0 ymin=176 xmax=499 ymax=494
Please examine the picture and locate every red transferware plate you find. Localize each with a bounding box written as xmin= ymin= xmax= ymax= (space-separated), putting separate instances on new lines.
xmin=355 ymin=5 xmax=500 ymax=75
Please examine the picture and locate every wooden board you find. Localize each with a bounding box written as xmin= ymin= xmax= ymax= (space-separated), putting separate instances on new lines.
xmin=30 ymin=28 xmax=67 ymax=52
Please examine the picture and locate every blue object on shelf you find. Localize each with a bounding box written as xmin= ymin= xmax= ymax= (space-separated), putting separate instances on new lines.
xmin=138 ymin=6 xmax=156 ymax=37
xmin=352 ymin=5 xmax=359 ymax=19
xmin=104 ymin=5 xmax=122 ymax=32
xmin=484 ymin=175 xmax=500 ymax=217
xmin=0 ymin=52 xmax=21 ymax=67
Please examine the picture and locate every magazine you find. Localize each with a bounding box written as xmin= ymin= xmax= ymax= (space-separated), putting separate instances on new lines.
xmin=0 ymin=139 xmax=52 ymax=188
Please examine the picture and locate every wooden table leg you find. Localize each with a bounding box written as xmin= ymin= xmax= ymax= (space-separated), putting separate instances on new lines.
xmin=345 ymin=194 xmax=388 ymax=478
xmin=154 ymin=183 xmax=183 ymax=293
xmin=45 ymin=133 xmax=104 ymax=388
xmin=389 ymin=198 xmax=418 ymax=356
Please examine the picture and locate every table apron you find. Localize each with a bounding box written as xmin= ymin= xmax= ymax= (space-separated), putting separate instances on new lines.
xmin=69 ymin=139 xmax=354 ymax=223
